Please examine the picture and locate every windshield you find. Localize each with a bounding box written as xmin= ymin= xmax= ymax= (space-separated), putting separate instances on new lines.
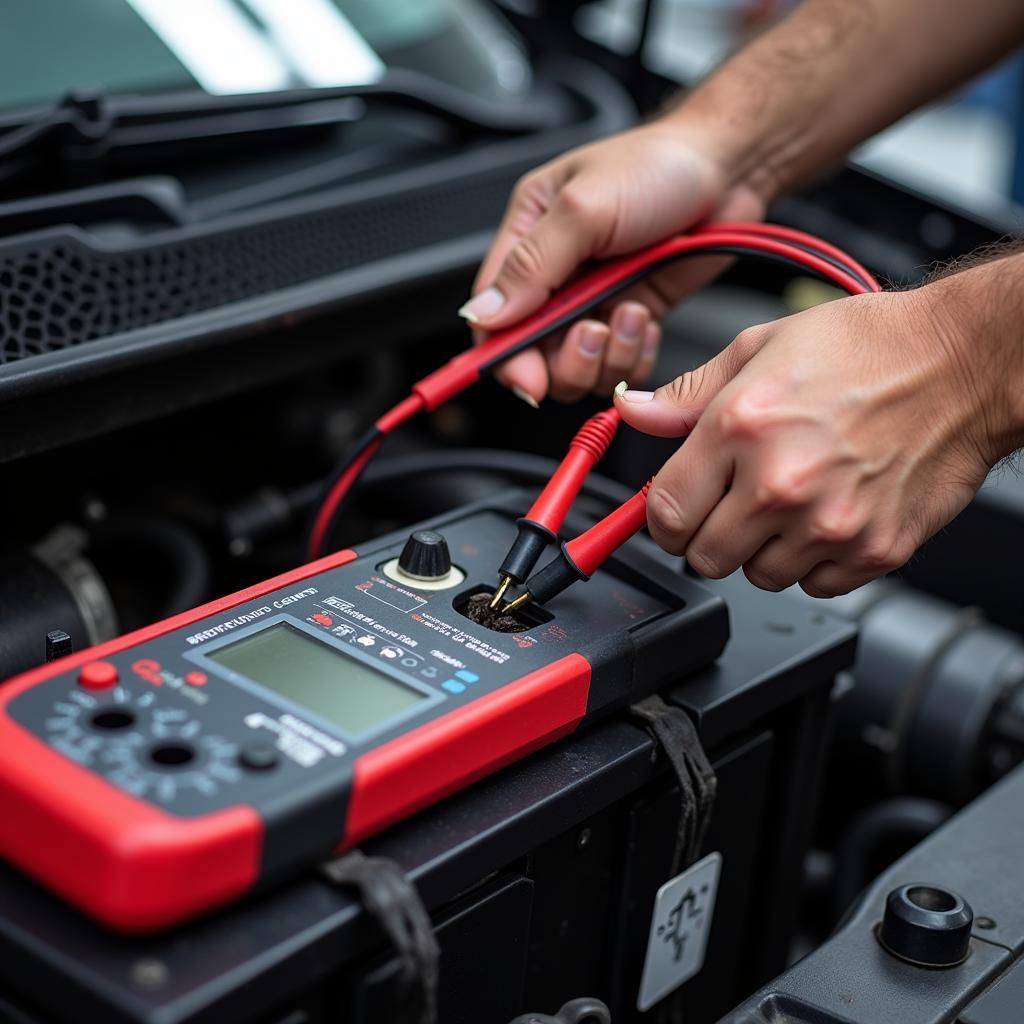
xmin=0 ymin=0 xmax=530 ymax=111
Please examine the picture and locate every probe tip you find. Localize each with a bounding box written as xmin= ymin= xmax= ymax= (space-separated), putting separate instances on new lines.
xmin=489 ymin=576 xmax=512 ymax=609
xmin=502 ymin=592 xmax=533 ymax=614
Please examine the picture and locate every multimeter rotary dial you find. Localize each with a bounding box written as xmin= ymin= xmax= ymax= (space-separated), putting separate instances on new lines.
xmin=43 ymin=686 xmax=242 ymax=804
xmin=100 ymin=732 xmax=242 ymax=803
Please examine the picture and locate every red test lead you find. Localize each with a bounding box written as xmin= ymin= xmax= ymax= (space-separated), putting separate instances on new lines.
xmin=489 ymin=407 xmax=621 ymax=608
xmin=307 ymin=222 xmax=881 ymax=561
xmin=504 ymin=481 xmax=652 ymax=613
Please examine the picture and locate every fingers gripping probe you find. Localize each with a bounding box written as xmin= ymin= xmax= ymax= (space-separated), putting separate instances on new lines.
xmin=503 ymin=482 xmax=652 ymax=613
xmin=307 ymin=222 xmax=880 ymax=560
xmin=489 ymin=408 xmax=621 ymax=608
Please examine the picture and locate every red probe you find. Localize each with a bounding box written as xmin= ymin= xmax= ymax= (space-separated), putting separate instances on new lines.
xmin=489 ymin=407 xmax=621 ymax=607
xmin=496 ymin=235 xmax=881 ymax=614
xmin=503 ymin=481 xmax=651 ymax=613
xmin=307 ymin=222 xmax=881 ymax=561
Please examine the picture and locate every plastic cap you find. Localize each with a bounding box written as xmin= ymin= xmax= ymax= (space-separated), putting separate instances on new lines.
xmin=878 ymin=883 xmax=973 ymax=967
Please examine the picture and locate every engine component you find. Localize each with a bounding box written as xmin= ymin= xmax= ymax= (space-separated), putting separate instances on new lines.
xmin=802 ymin=580 xmax=1024 ymax=804
xmin=830 ymin=797 xmax=953 ymax=925
xmin=721 ymin=764 xmax=1024 ymax=1024
xmin=878 ymin=883 xmax=973 ymax=968
xmin=0 ymin=529 xmax=117 ymax=680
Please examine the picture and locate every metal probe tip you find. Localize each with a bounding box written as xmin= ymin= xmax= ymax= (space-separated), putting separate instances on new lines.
xmin=489 ymin=575 xmax=512 ymax=610
xmin=502 ymin=592 xmax=533 ymax=614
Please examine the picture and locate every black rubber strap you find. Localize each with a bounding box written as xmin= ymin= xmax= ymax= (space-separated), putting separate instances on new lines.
xmin=321 ymin=851 xmax=440 ymax=1024
xmin=629 ymin=695 xmax=717 ymax=876
xmin=630 ymin=696 xmax=718 ymax=1024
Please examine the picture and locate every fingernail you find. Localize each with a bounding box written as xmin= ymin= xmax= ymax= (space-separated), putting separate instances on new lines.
xmin=578 ymin=323 xmax=605 ymax=357
xmin=512 ymin=386 xmax=539 ymax=409
xmin=458 ymin=286 xmax=506 ymax=323
xmin=614 ymin=380 xmax=628 ymax=397
xmin=621 ymin=389 xmax=654 ymax=402
xmin=614 ymin=305 xmax=645 ymax=343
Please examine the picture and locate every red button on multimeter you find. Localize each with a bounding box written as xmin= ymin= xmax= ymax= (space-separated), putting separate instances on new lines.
xmin=78 ymin=661 xmax=119 ymax=690
xmin=0 ymin=505 xmax=728 ymax=933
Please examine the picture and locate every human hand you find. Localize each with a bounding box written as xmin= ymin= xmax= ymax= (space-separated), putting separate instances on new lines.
xmin=461 ymin=120 xmax=767 ymax=404
xmin=613 ymin=282 xmax=1019 ymax=597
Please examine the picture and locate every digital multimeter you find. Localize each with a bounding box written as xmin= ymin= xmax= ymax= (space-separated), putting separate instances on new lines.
xmin=0 ymin=493 xmax=728 ymax=932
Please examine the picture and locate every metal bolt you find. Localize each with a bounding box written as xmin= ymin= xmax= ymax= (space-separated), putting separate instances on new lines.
xmin=131 ymin=958 xmax=169 ymax=991
xmin=976 ymin=916 xmax=996 ymax=930
xmin=576 ymin=827 xmax=592 ymax=851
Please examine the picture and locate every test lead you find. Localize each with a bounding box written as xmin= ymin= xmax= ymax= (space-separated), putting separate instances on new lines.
xmin=489 ymin=408 xmax=621 ymax=609
xmin=502 ymin=482 xmax=652 ymax=613
xmin=308 ymin=223 xmax=880 ymax=560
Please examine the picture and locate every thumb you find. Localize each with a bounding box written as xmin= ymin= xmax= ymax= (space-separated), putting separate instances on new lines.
xmin=613 ymin=325 xmax=767 ymax=437
xmin=459 ymin=190 xmax=596 ymax=331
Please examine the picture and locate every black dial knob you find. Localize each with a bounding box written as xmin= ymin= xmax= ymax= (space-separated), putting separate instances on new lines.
xmin=878 ymin=884 xmax=973 ymax=967
xmin=398 ymin=530 xmax=452 ymax=581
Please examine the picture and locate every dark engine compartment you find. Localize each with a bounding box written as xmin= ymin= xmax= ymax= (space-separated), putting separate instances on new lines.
xmin=2 ymin=5 xmax=1024 ymax=1024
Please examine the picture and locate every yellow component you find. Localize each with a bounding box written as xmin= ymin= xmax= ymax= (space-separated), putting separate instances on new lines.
xmin=489 ymin=575 xmax=512 ymax=609
xmin=502 ymin=592 xmax=532 ymax=614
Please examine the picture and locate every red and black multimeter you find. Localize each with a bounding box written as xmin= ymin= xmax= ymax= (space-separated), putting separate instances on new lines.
xmin=0 ymin=495 xmax=727 ymax=932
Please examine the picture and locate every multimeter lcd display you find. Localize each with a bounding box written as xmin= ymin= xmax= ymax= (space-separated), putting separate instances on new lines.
xmin=207 ymin=622 xmax=426 ymax=734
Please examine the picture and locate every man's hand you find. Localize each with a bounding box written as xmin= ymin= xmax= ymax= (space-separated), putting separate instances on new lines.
xmin=614 ymin=276 xmax=1023 ymax=597
xmin=461 ymin=0 xmax=1024 ymax=407
xmin=460 ymin=122 xmax=766 ymax=404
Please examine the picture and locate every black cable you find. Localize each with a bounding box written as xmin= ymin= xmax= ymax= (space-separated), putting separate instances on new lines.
xmin=305 ymin=425 xmax=382 ymax=548
xmin=226 ymin=450 xmax=633 ymax=552
xmin=297 ymin=448 xmax=635 ymax=553
xmin=475 ymin=244 xmax=873 ymax=377
xmin=359 ymin=449 xmax=634 ymax=507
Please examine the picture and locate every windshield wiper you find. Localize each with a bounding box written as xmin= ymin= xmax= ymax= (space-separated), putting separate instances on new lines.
xmin=0 ymin=69 xmax=569 ymax=182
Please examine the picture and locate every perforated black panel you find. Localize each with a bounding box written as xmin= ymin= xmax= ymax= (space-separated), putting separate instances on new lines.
xmin=0 ymin=163 xmax=522 ymax=366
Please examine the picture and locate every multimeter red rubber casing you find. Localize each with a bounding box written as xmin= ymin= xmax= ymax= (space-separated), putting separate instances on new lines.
xmin=0 ymin=492 xmax=728 ymax=932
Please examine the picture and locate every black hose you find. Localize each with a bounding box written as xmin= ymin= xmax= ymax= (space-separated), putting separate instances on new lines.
xmin=831 ymin=797 xmax=954 ymax=927
xmin=227 ymin=449 xmax=635 ymax=550
xmin=87 ymin=516 xmax=211 ymax=618
xmin=358 ymin=449 xmax=634 ymax=507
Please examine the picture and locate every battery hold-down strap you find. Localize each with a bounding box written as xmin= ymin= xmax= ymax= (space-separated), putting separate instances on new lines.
xmin=630 ymin=695 xmax=717 ymax=876
xmin=631 ymin=696 xmax=717 ymax=1024
xmin=321 ymin=850 xmax=440 ymax=1024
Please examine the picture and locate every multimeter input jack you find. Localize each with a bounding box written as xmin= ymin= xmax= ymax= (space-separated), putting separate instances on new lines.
xmin=90 ymin=708 xmax=136 ymax=731
xmin=149 ymin=743 xmax=196 ymax=768
xmin=454 ymin=585 xmax=553 ymax=633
